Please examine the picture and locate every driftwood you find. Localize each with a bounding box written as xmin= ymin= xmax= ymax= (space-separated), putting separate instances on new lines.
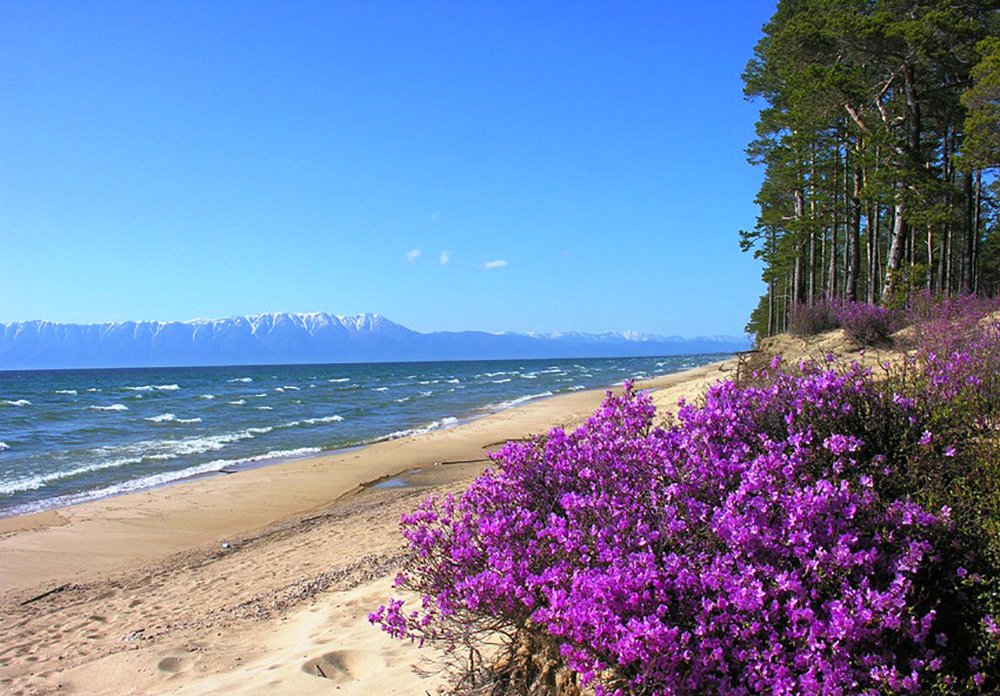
xmin=20 ymin=583 xmax=72 ymax=606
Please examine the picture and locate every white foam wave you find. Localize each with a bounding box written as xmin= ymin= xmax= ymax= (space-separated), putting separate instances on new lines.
xmin=87 ymin=388 xmax=101 ymax=392
xmin=0 ymin=456 xmax=144 ymax=495
xmin=199 ymin=394 xmax=216 ymax=400
xmin=381 ymin=416 xmax=460 ymax=441
xmin=210 ymin=447 xmax=322 ymax=468
xmin=567 ymin=385 xmax=586 ymax=391
xmin=8 ymin=444 xmax=329 ymax=506
xmin=301 ymin=415 xmax=344 ymax=425
xmin=282 ymin=385 xmax=300 ymax=391
xmin=228 ymin=377 xmax=253 ymax=383
xmin=0 ymin=441 xmax=9 ymax=451
xmin=55 ymin=389 xmax=78 ymax=395
xmin=89 ymin=404 xmax=128 ymax=411
xmin=328 ymin=378 xmax=350 ymax=383
xmin=282 ymin=415 xmax=343 ymax=428
xmin=482 ymin=391 xmax=554 ymax=411
xmin=85 ymin=427 xmax=266 ymax=466
xmin=257 ymin=406 xmax=273 ymax=411
xmin=395 ymin=397 xmax=411 ymax=403
xmin=2 ymin=459 xmax=238 ymax=514
xmin=419 ymin=391 xmax=433 ymax=397
xmin=144 ymin=413 xmax=202 ymax=424
xmin=491 ymin=378 xmax=512 ymax=384
xmin=446 ymin=379 xmax=461 ymax=384
xmin=227 ymin=399 xmax=246 ymax=405
xmin=3 ymin=399 xmax=31 ymax=407
xmin=372 ymin=387 xmax=389 ymax=392
xmin=126 ymin=384 xmax=180 ymax=392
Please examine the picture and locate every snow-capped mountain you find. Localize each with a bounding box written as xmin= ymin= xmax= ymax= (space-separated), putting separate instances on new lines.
xmin=0 ymin=313 xmax=750 ymax=369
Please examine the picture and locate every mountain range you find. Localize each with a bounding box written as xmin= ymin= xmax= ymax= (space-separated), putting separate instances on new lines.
xmin=0 ymin=313 xmax=750 ymax=370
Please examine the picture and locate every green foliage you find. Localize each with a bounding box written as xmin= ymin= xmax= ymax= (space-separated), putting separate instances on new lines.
xmin=740 ymin=0 xmax=1000 ymax=335
xmin=961 ymin=37 xmax=1000 ymax=172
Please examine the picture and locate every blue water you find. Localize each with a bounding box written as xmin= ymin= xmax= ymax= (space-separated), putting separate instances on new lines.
xmin=0 ymin=355 xmax=724 ymax=516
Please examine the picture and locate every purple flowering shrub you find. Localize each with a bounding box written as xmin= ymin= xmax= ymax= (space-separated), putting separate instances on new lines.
xmin=787 ymin=299 xmax=903 ymax=345
xmin=788 ymin=301 xmax=840 ymax=336
xmin=370 ymin=359 xmax=1000 ymax=693
xmin=371 ymin=295 xmax=1000 ymax=694
xmin=831 ymin=301 xmax=902 ymax=345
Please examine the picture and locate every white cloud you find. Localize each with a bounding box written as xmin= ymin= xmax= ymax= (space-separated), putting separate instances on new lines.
xmin=480 ymin=259 xmax=508 ymax=270
xmin=405 ymin=249 xmax=422 ymax=262
xmin=438 ymin=250 xmax=451 ymax=265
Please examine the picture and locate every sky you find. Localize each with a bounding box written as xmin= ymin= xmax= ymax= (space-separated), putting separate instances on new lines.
xmin=0 ymin=1 xmax=775 ymax=337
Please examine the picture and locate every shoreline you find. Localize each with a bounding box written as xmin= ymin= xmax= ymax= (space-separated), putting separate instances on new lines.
xmin=0 ymin=358 xmax=735 ymax=696
xmin=0 ymin=360 xmax=731 ymax=598
xmin=0 ymin=355 xmax=731 ymax=523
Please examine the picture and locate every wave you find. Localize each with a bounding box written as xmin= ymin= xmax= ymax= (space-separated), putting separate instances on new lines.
xmin=199 ymin=394 xmax=216 ymax=400
xmin=125 ymin=384 xmax=180 ymax=392
xmin=379 ymin=416 xmax=460 ymax=441
xmin=227 ymin=399 xmax=246 ymax=405
xmin=144 ymin=413 xmax=202 ymax=424
xmin=567 ymin=385 xmax=586 ymax=391
xmin=89 ymin=404 xmax=128 ymax=411
xmin=372 ymin=387 xmax=389 ymax=392
xmin=0 ymin=441 xmax=9 ymax=451
xmin=0 ymin=460 xmax=234 ymax=515
xmin=208 ymin=447 xmax=322 ymax=469
xmin=282 ymin=415 xmax=344 ymax=428
xmin=446 ymin=379 xmax=461 ymax=384
xmin=301 ymin=415 xmax=344 ymax=425
xmin=258 ymin=405 xmax=273 ymax=411
xmin=228 ymin=377 xmax=252 ymax=383
xmin=482 ymin=391 xmax=554 ymax=411
xmin=491 ymin=378 xmax=512 ymax=384
xmin=3 ymin=399 xmax=31 ymax=407
xmin=2 ymin=442 xmax=333 ymax=515
xmin=328 ymin=378 xmax=350 ymax=383
xmin=82 ymin=427 xmax=268 ymax=467
xmin=0 ymin=455 xmax=144 ymax=495
xmin=55 ymin=389 xmax=78 ymax=395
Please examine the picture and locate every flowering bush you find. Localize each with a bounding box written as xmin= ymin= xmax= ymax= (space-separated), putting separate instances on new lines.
xmin=788 ymin=301 xmax=840 ymax=336
xmin=372 ymin=300 xmax=1000 ymax=695
xmin=788 ymin=299 xmax=903 ymax=345
xmin=832 ymin=301 xmax=902 ymax=345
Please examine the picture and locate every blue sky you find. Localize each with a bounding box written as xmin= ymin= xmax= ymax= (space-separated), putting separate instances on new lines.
xmin=1 ymin=1 xmax=774 ymax=337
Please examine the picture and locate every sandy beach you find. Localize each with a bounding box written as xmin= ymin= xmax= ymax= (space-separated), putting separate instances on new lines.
xmin=0 ymin=359 xmax=737 ymax=695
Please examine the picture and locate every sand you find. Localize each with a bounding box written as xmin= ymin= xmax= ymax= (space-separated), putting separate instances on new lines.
xmin=0 ymin=359 xmax=735 ymax=696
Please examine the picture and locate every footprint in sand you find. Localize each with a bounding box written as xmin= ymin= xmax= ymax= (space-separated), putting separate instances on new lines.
xmin=157 ymin=653 xmax=199 ymax=677
xmin=158 ymin=656 xmax=184 ymax=673
xmin=301 ymin=650 xmax=381 ymax=682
